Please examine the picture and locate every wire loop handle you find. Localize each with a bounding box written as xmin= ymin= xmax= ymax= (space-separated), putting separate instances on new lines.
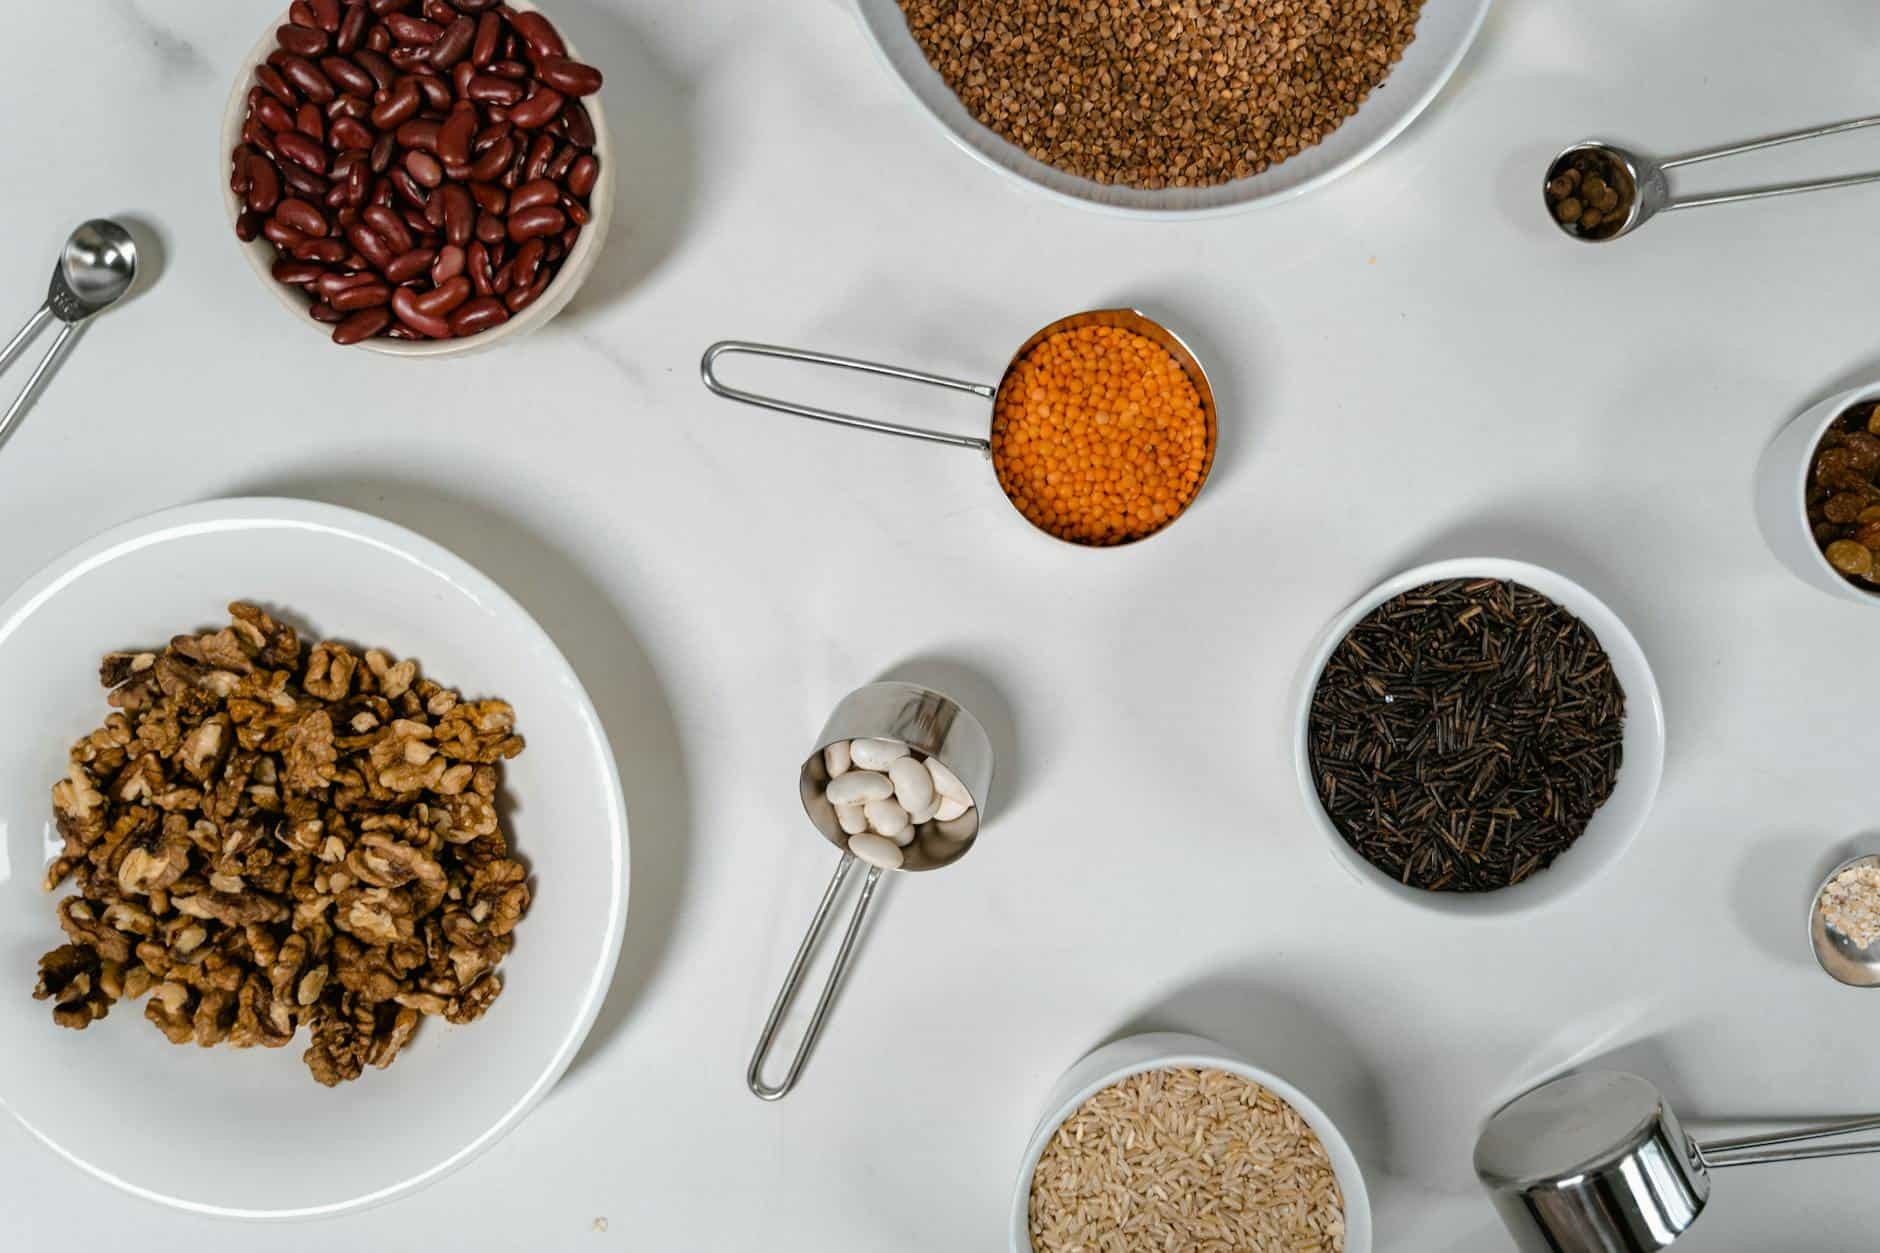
xmin=747 ymin=853 xmax=885 ymax=1101
xmin=1662 ymin=112 xmax=1880 ymax=212
xmin=701 ymin=340 xmax=994 ymax=452
xmin=1699 ymin=1114 xmax=1880 ymax=1168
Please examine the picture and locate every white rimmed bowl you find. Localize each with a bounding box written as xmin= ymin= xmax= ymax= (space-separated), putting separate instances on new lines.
xmin=0 ymin=498 xmax=629 ymax=1217
xmin=219 ymin=2 xmax=613 ymax=357
xmin=1010 ymin=1032 xmax=1372 ymax=1252
xmin=852 ymin=0 xmax=1490 ymax=219
xmin=1293 ymin=558 xmax=1664 ymax=917
xmin=1756 ymin=380 xmax=1880 ymax=605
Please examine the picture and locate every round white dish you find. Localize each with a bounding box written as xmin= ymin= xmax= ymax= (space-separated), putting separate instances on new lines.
xmin=1756 ymin=380 xmax=1880 ymax=606
xmin=851 ymin=0 xmax=1492 ymax=219
xmin=0 ymin=497 xmax=628 ymax=1218
xmin=1010 ymin=1031 xmax=1372 ymax=1253
xmin=219 ymin=1 xmax=614 ymax=357
xmin=1293 ymin=557 xmax=1664 ymax=917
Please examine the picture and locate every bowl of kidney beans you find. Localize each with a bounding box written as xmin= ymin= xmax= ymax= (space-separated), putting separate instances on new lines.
xmin=222 ymin=0 xmax=610 ymax=354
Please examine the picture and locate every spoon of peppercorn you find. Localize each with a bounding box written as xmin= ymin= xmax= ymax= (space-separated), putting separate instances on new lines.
xmin=0 ymin=218 xmax=138 ymax=446
xmin=1545 ymin=113 xmax=1880 ymax=242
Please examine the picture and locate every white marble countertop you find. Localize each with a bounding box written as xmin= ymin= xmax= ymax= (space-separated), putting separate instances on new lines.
xmin=8 ymin=1 xmax=1880 ymax=1248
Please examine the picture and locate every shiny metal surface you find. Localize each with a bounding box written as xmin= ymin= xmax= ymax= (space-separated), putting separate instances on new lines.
xmin=699 ymin=308 xmax=1218 ymax=547
xmin=1477 ymin=1070 xmax=1880 ymax=1250
xmin=747 ymin=681 xmax=995 ymax=1100
xmin=1549 ymin=113 xmax=1880 ymax=242
xmin=0 ymin=219 xmax=137 ymax=444
xmin=1811 ymin=854 xmax=1880 ymax=986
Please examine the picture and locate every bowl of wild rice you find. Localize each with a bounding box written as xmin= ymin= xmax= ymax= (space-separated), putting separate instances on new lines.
xmin=853 ymin=0 xmax=1491 ymax=218
xmin=1293 ymin=558 xmax=1664 ymax=918
xmin=1012 ymin=1032 xmax=1370 ymax=1252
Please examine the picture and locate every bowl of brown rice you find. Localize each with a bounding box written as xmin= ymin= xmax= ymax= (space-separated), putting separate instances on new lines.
xmin=1012 ymin=1031 xmax=1370 ymax=1252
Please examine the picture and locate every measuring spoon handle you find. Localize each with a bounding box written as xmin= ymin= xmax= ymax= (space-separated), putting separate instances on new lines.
xmin=1663 ymin=112 xmax=1880 ymax=169
xmin=701 ymin=340 xmax=994 ymax=453
xmin=1665 ymin=167 xmax=1880 ymax=212
xmin=746 ymin=853 xmax=885 ymax=1101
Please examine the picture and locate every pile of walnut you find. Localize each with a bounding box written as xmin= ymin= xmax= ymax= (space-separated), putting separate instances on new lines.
xmin=32 ymin=603 xmax=528 ymax=1086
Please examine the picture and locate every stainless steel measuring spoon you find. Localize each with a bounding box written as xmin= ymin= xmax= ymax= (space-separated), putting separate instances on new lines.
xmin=0 ymin=220 xmax=138 ymax=444
xmin=747 ymin=681 xmax=993 ymax=1101
xmin=1810 ymin=852 xmax=1880 ymax=986
xmin=700 ymin=308 xmax=1218 ymax=548
xmin=1547 ymin=113 xmax=1880 ymax=242
xmin=1477 ymin=1069 xmax=1880 ymax=1251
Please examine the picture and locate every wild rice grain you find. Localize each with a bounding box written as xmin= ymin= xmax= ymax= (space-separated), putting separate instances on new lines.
xmin=1029 ymin=1067 xmax=1345 ymax=1252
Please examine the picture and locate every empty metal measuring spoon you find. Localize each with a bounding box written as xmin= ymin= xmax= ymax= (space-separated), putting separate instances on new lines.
xmin=699 ymin=308 xmax=1218 ymax=547
xmin=746 ymin=681 xmax=993 ymax=1100
xmin=0 ymin=219 xmax=138 ymax=445
xmin=1810 ymin=853 xmax=1880 ymax=986
xmin=1476 ymin=1070 xmax=1880 ymax=1251
xmin=1547 ymin=112 xmax=1880 ymax=242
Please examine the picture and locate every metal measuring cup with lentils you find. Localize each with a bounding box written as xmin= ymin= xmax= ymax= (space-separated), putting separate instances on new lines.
xmin=231 ymin=0 xmax=604 ymax=345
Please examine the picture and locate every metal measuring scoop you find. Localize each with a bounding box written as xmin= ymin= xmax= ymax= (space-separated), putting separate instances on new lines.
xmin=1810 ymin=853 xmax=1880 ymax=986
xmin=0 ymin=219 xmax=138 ymax=444
xmin=1476 ymin=1070 xmax=1880 ymax=1251
xmin=746 ymin=681 xmax=993 ymax=1100
xmin=1547 ymin=112 xmax=1880 ymax=242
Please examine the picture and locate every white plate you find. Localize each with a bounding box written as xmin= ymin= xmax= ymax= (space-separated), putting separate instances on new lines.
xmin=0 ymin=498 xmax=628 ymax=1217
xmin=1293 ymin=558 xmax=1664 ymax=917
xmin=852 ymin=0 xmax=1492 ymax=218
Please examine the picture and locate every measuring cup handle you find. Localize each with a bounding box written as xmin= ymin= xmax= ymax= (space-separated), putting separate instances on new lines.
xmin=746 ymin=852 xmax=885 ymax=1101
xmin=700 ymin=340 xmax=995 ymax=453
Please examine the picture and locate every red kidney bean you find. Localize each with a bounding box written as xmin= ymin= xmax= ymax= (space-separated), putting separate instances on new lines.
xmin=321 ymin=54 xmax=376 ymax=97
xmin=561 ymin=194 xmax=590 ymax=226
xmin=565 ymin=153 xmax=598 ymax=198
xmin=279 ymin=54 xmax=336 ymax=103
xmin=506 ymin=273 xmax=549 ymax=314
xmin=368 ymin=0 xmax=407 ymax=16
xmin=275 ymin=129 xmax=328 ymax=174
xmin=544 ymin=142 xmax=576 ymax=181
xmin=296 ymin=101 xmax=326 ymax=141
xmin=253 ymin=93 xmax=294 ymax=134
xmin=369 ymin=78 xmax=422 ymax=128
xmin=510 ymin=10 xmax=566 ymax=58
xmin=231 ymin=148 xmax=253 ymax=195
xmin=333 ymin=307 xmax=392 ymax=344
xmin=294 ymin=236 xmax=351 ymax=263
xmin=337 ymin=2 xmax=368 ymax=52
xmin=281 ymin=161 xmax=331 ymax=198
xmin=263 ymin=217 xmax=307 ymax=249
xmin=327 ymin=92 xmax=369 ymax=121
xmin=524 ymin=133 xmax=555 ymax=181
xmin=467 ymin=241 xmax=494 ymax=293
xmin=345 ymin=159 xmax=372 ymax=204
xmin=563 ymin=101 xmax=595 ymax=147
xmin=243 ymin=117 xmax=279 ymax=159
xmin=467 ymin=181 xmax=506 ymax=214
xmin=308 ymin=0 xmax=341 ymax=31
xmin=429 ymin=16 xmax=475 ymax=68
xmin=353 ymin=48 xmax=396 ymax=91
xmin=509 ymin=178 xmax=558 ymax=213
xmin=362 ymin=204 xmax=414 ymax=253
xmin=437 ymin=183 xmax=474 ymax=245
xmin=331 ymin=281 xmax=392 ymax=310
xmin=369 ymin=131 xmax=397 ymax=173
xmin=277 ymin=23 xmax=328 ymax=56
xmin=486 ymin=57 xmax=529 ymax=80
xmin=510 ymin=238 xmax=545 ymax=289
xmin=366 ymin=22 xmax=392 ymax=51
xmin=536 ymin=57 xmax=602 ymax=97
xmin=384 ymin=248 xmax=435 ymax=283
xmin=465 ymin=74 xmax=524 ymax=106
xmin=315 ymin=270 xmax=373 ymax=298
xmin=272 ymin=258 xmax=324 ymax=285
xmin=453 ymin=0 xmax=499 ymax=10
xmin=396 ymin=119 xmax=440 ymax=151
xmin=448 ymin=297 xmax=508 ymax=336
xmin=255 ymin=64 xmax=299 ymax=106
xmin=388 ymin=167 xmax=430 ymax=209
xmin=437 ymin=109 xmax=476 ymax=165
xmin=309 ymin=302 xmax=346 ymax=323
xmin=415 ymin=75 xmax=452 ymax=110
xmin=388 ymin=45 xmax=429 ymax=72
xmin=390 ymin=286 xmax=451 ymax=337
xmin=473 ymin=211 xmax=506 ymax=244
xmin=235 ymin=210 xmax=262 ymax=242
xmin=275 ymin=198 xmax=329 ymax=236
xmin=500 ymin=143 xmax=527 ymax=190
xmin=245 ymin=153 xmax=283 ymax=212
xmin=289 ymin=1 xmax=319 ymax=29
xmin=412 ymin=276 xmax=472 ymax=317
xmin=467 ymin=135 xmax=513 ymax=182
xmin=506 ymin=205 xmax=564 ymax=242
xmin=330 ymin=115 xmax=374 ymax=151
xmin=490 ymin=256 xmax=514 ymax=294
xmin=403 ymin=149 xmax=444 ymax=188
xmin=471 ymin=11 xmax=501 ymax=65
xmin=430 ymin=244 xmax=466 ymax=283
xmin=422 ymin=0 xmax=457 ymax=21
xmin=387 ymin=14 xmax=443 ymax=44
xmin=347 ymin=222 xmax=395 ymax=269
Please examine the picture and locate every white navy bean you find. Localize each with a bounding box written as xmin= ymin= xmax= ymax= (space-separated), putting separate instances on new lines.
xmin=863 ymin=795 xmax=909 ymax=837
xmin=826 ymin=770 xmax=893 ymax=806
xmin=823 ymin=740 xmax=851 ymax=778
xmin=934 ymin=795 xmax=969 ymax=822
xmin=888 ymin=757 xmax=935 ymax=817
xmin=849 ymin=738 xmax=909 ymax=771
xmin=835 ymin=802 xmax=867 ymax=835
xmin=848 ymin=831 xmax=903 ymax=870
xmin=926 ymin=756 xmax=970 ymax=806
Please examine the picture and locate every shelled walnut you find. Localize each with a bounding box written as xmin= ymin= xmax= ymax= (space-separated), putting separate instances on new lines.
xmin=33 ymin=603 xmax=529 ymax=1086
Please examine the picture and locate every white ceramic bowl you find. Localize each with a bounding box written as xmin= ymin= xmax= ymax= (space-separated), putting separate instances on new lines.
xmin=0 ymin=498 xmax=628 ymax=1217
xmin=1755 ymin=380 xmax=1880 ymax=605
xmin=219 ymin=2 xmax=613 ymax=356
xmin=852 ymin=0 xmax=1491 ymax=219
xmin=1293 ymin=558 xmax=1664 ymax=917
xmin=1010 ymin=1032 xmax=1372 ymax=1252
